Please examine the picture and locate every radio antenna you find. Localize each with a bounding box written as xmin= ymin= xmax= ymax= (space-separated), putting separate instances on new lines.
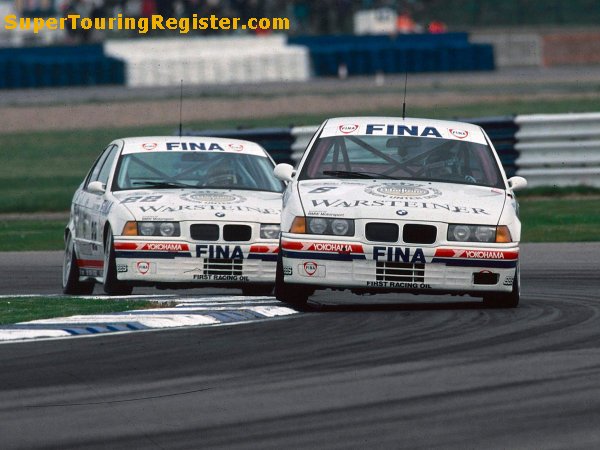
xmin=178 ymin=79 xmax=184 ymax=137
xmin=402 ymin=71 xmax=408 ymax=120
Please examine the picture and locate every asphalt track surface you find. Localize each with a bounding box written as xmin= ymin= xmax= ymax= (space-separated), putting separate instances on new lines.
xmin=3 ymin=66 xmax=600 ymax=134
xmin=1 ymin=243 xmax=600 ymax=449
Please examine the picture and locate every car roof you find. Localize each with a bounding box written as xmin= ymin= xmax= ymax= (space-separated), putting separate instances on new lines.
xmin=117 ymin=136 xmax=270 ymax=157
xmin=320 ymin=116 xmax=488 ymax=145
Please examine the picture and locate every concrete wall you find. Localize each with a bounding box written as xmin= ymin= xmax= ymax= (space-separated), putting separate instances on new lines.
xmin=471 ymin=29 xmax=600 ymax=67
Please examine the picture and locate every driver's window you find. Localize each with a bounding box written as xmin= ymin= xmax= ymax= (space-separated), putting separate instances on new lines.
xmin=96 ymin=145 xmax=119 ymax=187
xmin=85 ymin=144 xmax=116 ymax=190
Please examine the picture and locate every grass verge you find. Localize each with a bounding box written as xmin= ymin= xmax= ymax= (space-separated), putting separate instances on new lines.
xmin=0 ymin=297 xmax=172 ymax=325
xmin=0 ymin=219 xmax=66 ymax=251
xmin=1 ymin=97 xmax=600 ymax=213
xmin=519 ymin=197 xmax=600 ymax=242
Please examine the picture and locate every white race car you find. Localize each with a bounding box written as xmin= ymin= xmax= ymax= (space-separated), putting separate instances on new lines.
xmin=273 ymin=117 xmax=527 ymax=308
xmin=62 ymin=136 xmax=284 ymax=296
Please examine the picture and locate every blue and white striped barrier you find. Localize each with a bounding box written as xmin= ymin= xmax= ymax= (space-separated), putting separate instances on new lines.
xmin=0 ymin=295 xmax=298 ymax=343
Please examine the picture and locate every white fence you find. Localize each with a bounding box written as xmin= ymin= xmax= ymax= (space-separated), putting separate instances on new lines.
xmin=470 ymin=32 xmax=542 ymax=67
xmin=515 ymin=113 xmax=600 ymax=187
xmin=104 ymin=35 xmax=311 ymax=87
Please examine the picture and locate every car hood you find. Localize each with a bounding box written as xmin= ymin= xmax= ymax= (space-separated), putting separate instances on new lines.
xmin=298 ymin=180 xmax=507 ymax=224
xmin=113 ymin=189 xmax=282 ymax=222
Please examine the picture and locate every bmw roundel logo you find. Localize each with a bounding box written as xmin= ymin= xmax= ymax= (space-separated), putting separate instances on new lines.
xmin=396 ymin=210 xmax=408 ymax=216
xmin=215 ymin=212 xmax=226 ymax=218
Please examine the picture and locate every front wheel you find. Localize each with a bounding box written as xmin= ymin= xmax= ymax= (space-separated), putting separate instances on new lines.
xmin=62 ymin=232 xmax=95 ymax=295
xmin=103 ymin=229 xmax=133 ymax=296
xmin=483 ymin=264 xmax=520 ymax=308
xmin=274 ymin=253 xmax=311 ymax=310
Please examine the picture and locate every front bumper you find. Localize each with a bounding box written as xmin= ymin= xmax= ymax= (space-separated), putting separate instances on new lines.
xmin=113 ymin=239 xmax=278 ymax=285
xmin=281 ymin=237 xmax=518 ymax=294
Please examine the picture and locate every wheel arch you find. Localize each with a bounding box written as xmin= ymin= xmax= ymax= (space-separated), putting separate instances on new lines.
xmin=103 ymin=221 xmax=112 ymax=245
xmin=64 ymin=217 xmax=76 ymax=244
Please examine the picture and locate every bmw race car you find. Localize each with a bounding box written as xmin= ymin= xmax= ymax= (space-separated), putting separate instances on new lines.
xmin=273 ymin=117 xmax=527 ymax=308
xmin=62 ymin=136 xmax=284 ymax=296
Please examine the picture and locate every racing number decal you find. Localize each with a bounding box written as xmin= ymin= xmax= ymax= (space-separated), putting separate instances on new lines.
xmin=309 ymin=187 xmax=338 ymax=194
xmin=122 ymin=195 xmax=164 ymax=204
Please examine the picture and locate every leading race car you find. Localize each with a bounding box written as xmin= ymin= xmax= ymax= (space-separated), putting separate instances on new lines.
xmin=273 ymin=117 xmax=527 ymax=308
xmin=62 ymin=136 xmax=284 ymax=296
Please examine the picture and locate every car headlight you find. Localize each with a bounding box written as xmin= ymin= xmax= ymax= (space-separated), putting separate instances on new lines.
xmin=292 ymin=217 xmax=355 ymax=236
xmin=122 ymin=221 xmax=181 ymax=237
xmin=331 ymin=219 xmax=351 ymax=236
xmin=159 ymin=222 xmax=177 ymax=237
xmin=260 ymin=224 xmax=280 ymax=239
xmin=447 ymin=224 xmax=512 ymax=243
xmin=139 ymin=222 xmax=156 ymax=236
xmin=308 ymin=218 xmax=328 ymax=234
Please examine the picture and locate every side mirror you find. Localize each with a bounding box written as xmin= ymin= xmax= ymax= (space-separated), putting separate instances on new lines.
xmin=87 ymin=181 xmax=106 ymax=194
xmin=507 ymin=176 xmax=527 ymax=192
xmin=274 ymin=163 xmax=296 ymax=182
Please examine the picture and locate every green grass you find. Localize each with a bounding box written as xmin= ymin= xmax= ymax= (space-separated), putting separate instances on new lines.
xmin=519 ymin=197 xmax=600 ymax=242
xmin=2 ymin=97 xmax=600 ymax=213
xmin=518 ymin=185 xmax=600 ymax=197
xmin=0 ymin=220 xmax=66 ymax=251
xmin=0 ymin=297 xmax=170 ymax=325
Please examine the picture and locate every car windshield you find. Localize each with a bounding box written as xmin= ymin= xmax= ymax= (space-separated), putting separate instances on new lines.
xmin=113 ymin=151 xmax=284 ymax=192
xmin=299 ymin=135 xmax=504 ymax=188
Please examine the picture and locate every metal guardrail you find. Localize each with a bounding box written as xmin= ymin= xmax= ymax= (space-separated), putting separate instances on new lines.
xmin=515 ymin=113 xmax=600 ymax=187
xmin=290 ymin=125 xmax=319 ymax=164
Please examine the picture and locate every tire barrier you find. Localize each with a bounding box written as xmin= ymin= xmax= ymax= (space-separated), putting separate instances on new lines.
xmin=288 ymin=33 xmax=495 ymax=76
xmin=188 ymin=113 xmax=600 ymax=188
xmin=0 ymin=44 xmax=124 ymax=89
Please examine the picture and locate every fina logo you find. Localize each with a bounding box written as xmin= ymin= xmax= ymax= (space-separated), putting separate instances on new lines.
xmin=338 ymin=124 xmax=359 ymax=134
xmin=228 ymin=143 xmax=244 ymax=152
xmin=303 ymin=261 xmax=318 ymax=276
xmin=142 ymin=142 xmax=158 ymax=150
xmin=136 ymin=261 xmax=150 ymax=274
xmin=449 ymin=128 xmax=468 ymax=139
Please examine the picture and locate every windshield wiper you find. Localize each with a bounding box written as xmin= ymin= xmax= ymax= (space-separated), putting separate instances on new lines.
xmin=322 ymin=170 xmax=399 ymax=180
xmin=132 ymin=181 xmax=197 ymax=189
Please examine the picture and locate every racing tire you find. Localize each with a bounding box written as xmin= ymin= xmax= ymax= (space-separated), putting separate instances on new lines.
xmin=483 ymin=264 xmax=520 ymax=308
xmin=241 ymin=285 xmax=274 ymax=296
xmin=103 ymin=229 xmax=133 ymax=296
xmin=62 ymin=232 xmax=95 ymax=295
xmin=274 ymin=252 xmax=311 ymax=310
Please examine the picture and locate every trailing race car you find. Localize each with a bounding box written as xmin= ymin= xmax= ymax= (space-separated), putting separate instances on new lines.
xmin=62 ymin=136 xmax=284 ymax=296
xmin=273 ymin=117 xmax=527 ymax=308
